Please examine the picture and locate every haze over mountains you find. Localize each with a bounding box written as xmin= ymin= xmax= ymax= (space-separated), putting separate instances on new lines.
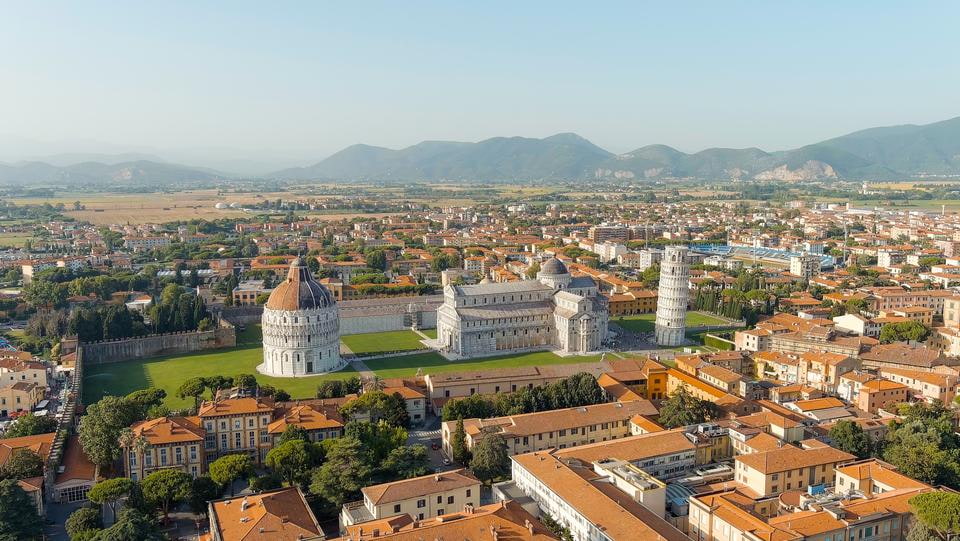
xmin=2 ymin=116 xmax=960 ymax=184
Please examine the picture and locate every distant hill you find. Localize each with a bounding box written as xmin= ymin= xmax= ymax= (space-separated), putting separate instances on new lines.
xmin=3 ymin=116 xmax=960 ymax=184
xmin=272 ymin=133 xmax=613 ymax=181
xmin=273 ymin=116 xmax=960 ymax=182
xmin=0 ymin=160 xmax=226 ymax=185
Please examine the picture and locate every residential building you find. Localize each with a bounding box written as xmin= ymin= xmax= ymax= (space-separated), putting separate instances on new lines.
xmin=878 ymin=366 xmax=958 ymax=404
xmin=441 ymin=400 xmax=658 ymax=457
xmin=124 ymin=416 xmax=205 ymax=481
xmin=198 ymin=397 xmax=277 ymax=464
xmin=266 ymin=403 xmax=345 ymax=444
xmin=208 ymin=487 xmax=323 ymax=541
xmin=335 ymin=501 xmax=558 ymax=541
xmin=340 ymin=469 xmax=480 ymax=531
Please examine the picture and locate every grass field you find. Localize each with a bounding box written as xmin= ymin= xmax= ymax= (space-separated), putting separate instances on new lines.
xmin=0 ymin=232 xmax=33 ymax=248
xmin=341 ymin=330 xmax=427 ymax=356
xmin=83 ymin=345 xmax=357 ymax=409
xmin=421 ymin=328 xmax=438 ymax=339
xmin=363 ymin=350 xmax=603 ymax=379
xmin=615 ymin=311 xmax=730 ymax=333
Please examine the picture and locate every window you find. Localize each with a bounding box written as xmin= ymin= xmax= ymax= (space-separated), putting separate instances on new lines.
xmin=393 ymin=504 xmax=401 ymax=513
xmin=466 ymin=489 xmax=471 ymax=497
xmin=417 ymin=499 xmax=426 ymax=509
xmin=447 ymin=495 xmax=454 ymax=504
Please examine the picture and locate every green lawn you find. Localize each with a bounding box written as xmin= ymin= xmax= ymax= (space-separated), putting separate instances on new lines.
xmin=83 ymin=344 xmax=357 ymax=410
xmin=421 ymin=328 xmax=438 ymax=339
xmin=341 ymin=330 xmax=427 ymax=356
xmin=363 ymin=350 xmax=603 ymax=379
xmin=615 ymin=311 xmax=730 ymax=333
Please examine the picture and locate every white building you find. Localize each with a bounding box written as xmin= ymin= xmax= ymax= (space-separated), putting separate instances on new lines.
xmin=593 ymin=241 xmax=628 ymax=263
xmin=790 ymin=252 xmax=821 ymax=279
xmin=655 ymin=245 xmax=690 ymax=346
xmin=258 ymin=258 xmax=344 ymax=376
xmin=637 ymin=248 xmax=664 ymax=271
xmin=435 ymin=257 xmax=608 ymax=357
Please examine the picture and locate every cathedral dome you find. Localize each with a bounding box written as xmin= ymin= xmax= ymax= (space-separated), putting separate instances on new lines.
xmin=540 ymin=257 xmax=568 ymax=275
xmin=265 ymin=257 xmax=335 ymax=311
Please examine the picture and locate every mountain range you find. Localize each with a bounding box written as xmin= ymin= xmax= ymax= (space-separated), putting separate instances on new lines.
xmin=2 ymin=116 xmax=960 ymax=184
xmin=276 ymin=116 xmax=960 ymax=182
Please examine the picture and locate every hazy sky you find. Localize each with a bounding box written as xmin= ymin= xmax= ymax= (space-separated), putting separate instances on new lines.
xmin=2 ymin=1 xmax=959 ymax=164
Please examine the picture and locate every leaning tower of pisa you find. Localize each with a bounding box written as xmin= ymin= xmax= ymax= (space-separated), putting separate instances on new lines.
xmin=655 ymin=245 xmax=690 ymax=347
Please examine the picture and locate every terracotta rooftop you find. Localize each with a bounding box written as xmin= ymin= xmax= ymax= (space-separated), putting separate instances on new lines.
xmin=361 ymin=469 xmax=479 ymax=506
xmin=209 ymin=487 xmax=322 ymax=541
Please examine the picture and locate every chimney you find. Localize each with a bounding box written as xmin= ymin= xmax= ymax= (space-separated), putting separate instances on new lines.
xmin=240 ymin=497 xmax=249 ymax=511
xmin=525 ymin=519 xmax=534 ymax=534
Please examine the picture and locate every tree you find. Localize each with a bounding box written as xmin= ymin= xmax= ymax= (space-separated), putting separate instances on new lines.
xmin=907 ymin=522 xmax=940 ymax=541
xmin=382 ymin=444 xmax=431 ymax=481
xmin=909 ymin=491 xmax=960 ymax=538
xmin=88 ymin=478 xmax=136 ymax=520
xmin=0 ymin=479 xmax=42 ymax=540
xmin=232 ymin=373 xmax=257 ymax=391
xmin=79 ymin=396 xmax=143 ymax=470
xmin=344 ymin=420 xmax=407 ymax=464
xmin=470 ymin=433 xmax=510 ymax=485
xmin=340 ymin=391 xmax=410 ymax=428
xmin=317 ymin=377 xmax=362 ymax=399
xmin=90 ymin=508 xmax=165 ymax=541
xmin=879 ymin=320 xmax=930 ymax=344
xmin=451 ymin=418 xmax=471 ymax=465
xmin=0 ymin=449 xmax=43 ymax=480
xmin=176 ymin=377 xmax=207 ymax=409
xmin=3 ymin=413 xmax=57 ymax=438
xmin=66 ymin=507 xmax=103 ymax=540
xmin=310 ymin=437 xmax=371 ymax=506
xmin=657 ymin=385 xmax=723 ymax=428
xmin=265 ymin=439 xmax=324 ymax=487
xmin=125 ymin=388 xmax=167 ymax=418
xmin=277 ymin=425 xmax=310 ymax=445
xmin=141 ymin=469 xmax=192 ymax=521
xmin=188 ymin=476 xmax=221 ymax=516
xmin=208 ymin=454 xmax=253 ymax=496
xmin=828 ymin=420 xmax=872 ymax=459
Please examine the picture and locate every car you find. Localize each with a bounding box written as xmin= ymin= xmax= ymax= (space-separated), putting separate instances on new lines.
xmin=442 ymin=458 xmax=451 ymax=466
xmin=430 ymin=442 xmax=440 ymax=450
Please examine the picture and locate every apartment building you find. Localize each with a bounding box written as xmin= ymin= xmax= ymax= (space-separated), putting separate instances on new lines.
xmin=231 ymin=279 xmax=271 ymax=306
xmin=689 ymin=458 xmax=935 ymax=541
xmin=198 ymin=397 xmax=277 ymax=464
xmin=510 ymin=431 xmax=696 ymax=541
xmin=733 ymin=440 xmax=855 ymax=502
xmin=855 ymin=378 xmax=908 ymax=414
xmin=0 ymin=357 xmax=48 ymax=389
xmin=340 ymin=469 xmax=480 ymax=531
xmin=208 ymin=487 xmax=323 ymax=541
xmin=601 ymin=357 xmax=669 ymax=400
xmin=123 ymin=416 xmax=205 ymax=481
xmin=0 ymin=381 xmax=44 ymax=416
xmin=878 ymin=366 xmax=958 ymax=404
xmin=666 ymin=369 xmax=756 ymax=417
xmin=265 ymin=403 xmax=345 ymax=443
xmin=441 ymin=400 xmax=658 ymax=458
xmin=336 ymin=501 xmax=558 ymax=541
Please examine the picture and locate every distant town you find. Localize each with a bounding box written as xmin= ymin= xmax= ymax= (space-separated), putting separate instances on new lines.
xmin=0 ymin=180 xmax=956 ymax=539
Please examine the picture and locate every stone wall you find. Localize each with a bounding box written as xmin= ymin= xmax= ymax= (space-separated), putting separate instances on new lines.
xmin=220 ymin=305 xmax=265 ymax=325
xmin=80 ymin=320 xmax=236 ymax=364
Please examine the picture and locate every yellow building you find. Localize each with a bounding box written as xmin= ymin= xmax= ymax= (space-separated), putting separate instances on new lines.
xmin=198 ymin=397 xmax=277 ymax=464
xmin=441 ymin=400 xmax=657 ymax=458
xmin=124 ymin=416 xmax=205 ymax=481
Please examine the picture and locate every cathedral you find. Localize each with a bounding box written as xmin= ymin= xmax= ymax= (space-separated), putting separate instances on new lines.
xmin=259 ymin=258 xmax=344 ymax=377
xmin=435 ymin=257 xmax=608 ymax=357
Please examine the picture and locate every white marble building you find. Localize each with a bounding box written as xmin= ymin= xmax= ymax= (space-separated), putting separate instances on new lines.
xmin=258 ymin=258 xmax=344 ymax=376
xmin=435 ymin=257 xmax=608 ymax=357
xmin=655 ymin=245 xmax=690 ymax=346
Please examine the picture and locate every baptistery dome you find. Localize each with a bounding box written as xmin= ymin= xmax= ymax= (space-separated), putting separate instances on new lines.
xmin=258 ymin=258 xmax=343 ymax=377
